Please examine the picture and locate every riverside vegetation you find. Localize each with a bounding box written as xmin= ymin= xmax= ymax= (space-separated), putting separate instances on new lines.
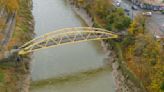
xmin=0 ymin=0 xmax=33 ymax=91
xmin=0 ymin=0 xmax=163 ymax=91
xmin=71 ymin=0 xmax=164 ymax=92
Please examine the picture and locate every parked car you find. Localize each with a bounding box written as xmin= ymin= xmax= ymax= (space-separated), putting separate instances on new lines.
xmin=135 ymin=2 xmax=140 ymax=6
xmin=115 ymin=0 xmax=121 ymax=7
xmin=124 ymin=9 xmax=130 ymax=12
xmin=131 ymin=5 xmax=138 ymax=10
xmin=116 ymin=2 xmax=121 ymax=7
xmin=142 ymin=12 xmax=152 ymax=16
xmin=159 ymin=6 xmax=164 ymax=11
xmin=140 ymin=3 xmax=145 ymax=9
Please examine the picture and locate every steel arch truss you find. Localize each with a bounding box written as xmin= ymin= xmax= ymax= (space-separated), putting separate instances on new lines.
xmin=18 ymin=27 xmax=118 ymax=55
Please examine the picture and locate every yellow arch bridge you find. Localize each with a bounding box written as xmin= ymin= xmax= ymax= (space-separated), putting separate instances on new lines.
xmin=18 ymin=27 xmax=118 ymax=55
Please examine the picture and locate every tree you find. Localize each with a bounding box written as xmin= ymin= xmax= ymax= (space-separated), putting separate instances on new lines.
xmin=0 ymin=0 xmax=19 ymax=15
xmin=106 ymin=8 xmax=131 ymax=31
xmin=93 ymin=0 xmax=112 ymax=19
xmin=5 ymin=0 xmax=19 ymax=14
xmin=128 ymin=15 xmax=146 ymax=35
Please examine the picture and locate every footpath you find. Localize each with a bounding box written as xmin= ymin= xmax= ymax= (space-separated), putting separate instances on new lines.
xmin=1 ymin=13 xmax=16 ymax=47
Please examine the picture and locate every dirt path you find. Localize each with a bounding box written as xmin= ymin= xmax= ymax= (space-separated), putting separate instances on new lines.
xmin=1 ymin=13 xmax=16 ymax=47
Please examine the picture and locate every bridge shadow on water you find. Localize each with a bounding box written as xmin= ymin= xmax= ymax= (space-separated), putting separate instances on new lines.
xmin=30 ymin=65 xmax=112 ymax=89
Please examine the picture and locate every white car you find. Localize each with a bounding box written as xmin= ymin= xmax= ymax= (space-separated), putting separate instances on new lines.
xmin=115 ymin=0 xmax=121 ymax=7
xmin=116 ymin=2 xmax=121 ymax=7
xmin=142 ymin=12 xmax=152 ymax=16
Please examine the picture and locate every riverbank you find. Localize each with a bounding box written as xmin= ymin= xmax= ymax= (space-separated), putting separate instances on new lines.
xmin=68 ymin=0 xmax=145 ymax=91
xmin=0 ymin=0 xmax=34 ymax=92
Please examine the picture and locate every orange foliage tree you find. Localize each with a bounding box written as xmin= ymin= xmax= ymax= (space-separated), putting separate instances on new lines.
xmin=125 ymin=15 xmax=164 ymax=92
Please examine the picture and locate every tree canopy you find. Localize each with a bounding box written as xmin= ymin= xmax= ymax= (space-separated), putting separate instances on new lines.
xmin=0 ymin=0 xmax=19 ymax=13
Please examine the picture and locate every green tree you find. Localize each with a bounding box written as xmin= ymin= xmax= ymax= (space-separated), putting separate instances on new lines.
xmin=106 ymin=8 xmax=131 ymax=31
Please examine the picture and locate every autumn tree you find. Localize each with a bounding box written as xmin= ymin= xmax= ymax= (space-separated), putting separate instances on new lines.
xmin=5 ymin=0 xmax=19 ymax=14
xmin=0 ymin=0 xmax=19 ymax=14
xmin=124 ymin=15 xmax=163 ymax=92
xmin=93 ymin=0 xmax=112 ymax=19
xmin=128 ymin=15 xmax=146 ymax=35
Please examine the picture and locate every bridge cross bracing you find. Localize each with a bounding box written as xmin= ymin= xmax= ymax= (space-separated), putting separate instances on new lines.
xmin=18 ymin=27 xmax=118 ymax=55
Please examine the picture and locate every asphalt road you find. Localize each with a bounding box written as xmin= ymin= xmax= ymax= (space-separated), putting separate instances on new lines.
xmin=147 ymin=13 xmax=164 ymax=38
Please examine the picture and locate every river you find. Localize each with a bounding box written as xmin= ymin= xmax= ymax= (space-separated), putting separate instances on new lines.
xmin=30 ymin=0 xmax=115 ymax=92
